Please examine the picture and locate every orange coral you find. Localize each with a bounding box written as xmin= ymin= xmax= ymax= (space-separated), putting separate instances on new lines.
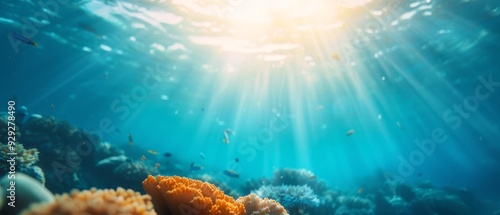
xmin=143 ymin=175 xmax=245 ymax=215
xmin=21 ymin=187 xmax=155 ymax=215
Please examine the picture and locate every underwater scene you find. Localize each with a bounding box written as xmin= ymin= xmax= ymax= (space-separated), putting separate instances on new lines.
xmin=1 ymin=0 xmax=500 ymax=214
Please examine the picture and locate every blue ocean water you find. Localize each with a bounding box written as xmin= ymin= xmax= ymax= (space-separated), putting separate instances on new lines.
xmin=1 ymin=0 xmax=500 ymax=214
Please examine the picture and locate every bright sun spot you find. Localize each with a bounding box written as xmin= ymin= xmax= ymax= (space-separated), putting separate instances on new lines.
xmin=228 ymin=0 xmax=372 ymax=25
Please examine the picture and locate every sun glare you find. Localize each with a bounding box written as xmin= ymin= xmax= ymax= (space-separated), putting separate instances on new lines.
xmin=228 ymin=0 xmax=371 ymax=24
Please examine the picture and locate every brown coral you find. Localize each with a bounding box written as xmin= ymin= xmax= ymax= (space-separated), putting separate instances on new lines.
xmin=236 ymin=194 xmax=288 ymax=215
xmin=143 ymin=175 xmax=245 ymax=215
xmin=21 ymin=187 xmax=155 ymax=215
xmin=0 ymin=143 xmax=39 ymax=167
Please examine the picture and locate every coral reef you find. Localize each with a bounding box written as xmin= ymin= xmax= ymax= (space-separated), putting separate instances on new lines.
xmin=386 ymin=195 xmax=412 ymax=214
xmin=2 ymin=113 xmax=493 ymax=215
xmin=412 ymin=187 xmax=471 ymax=215
xmin=0 ymin=143 xmax=45 ymax=185
xmin=0 ymin=173 xmax=54 ymax=215
xmin=252 ymin=185 xmax=320 ymax=209
xmin=23 ymin=166 xmax=46 ymax=186
xmin=243 ymin=177 xmax=272 ymax=194
xmin=236 ymin=193 xmax=289 ymax=215
xmin=272 ymin=168 xmax=328 ymax=195
xmin=21 ymin=187 xmax=155 ymax=215
xmin=0 ymin=142 xmax=39 ymax=168
xmin=23 ymin=117 xmax=81 ymax=143
xmin=143 ymin=175 xmax=245 ymax=215
xmin=335 ymin=195 xmax=374 ymax=215
xmin=16 ymin=115 xmax=102 ymax=193
xmin=395 ymin=183 xmax=416 ymax=202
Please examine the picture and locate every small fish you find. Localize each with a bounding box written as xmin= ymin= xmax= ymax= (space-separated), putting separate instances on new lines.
xmin=331 ymin=52 xmax=341 ymax=61
xmin=222 ymin=129 xmax=234 ymax=144
xmin=147 ymin=150 xmax=158 ymax=155
xmin=104 ymin=73 xmax=109 ymax=80
xmin=164 ymin=152 xmax=172 ymax=157
xmin=346 ymin=129 xmax=355 ymax=136
xmin=155 ymin=163 xmax=160 ymax=169
xmin=396 ymin=121 xmax=404 ymax=130
xmin=78 ymin=22 xmax=103 ymax=38
xmin=114 ymin=128 xmax=121 ymax=134
xmin=199 ymin=152 xmax=205 ymax=159
xmin=357 ymin=188 xmax=364 ymax=194
xmin=223 ymin=131 xmax=230 ymax=144
xmin=50 ymin=104 xmax=55 ymax=111
xmin=141 ymin=155 xmax=146 ymax=161
xmin=417 ymin=172 xmax=422 ymax=177
xmin=10 ymin=32 xmax=38 ymax=47
xmin=128 ymin=133 xmax=133 ymax=146
xmin=223 ymin=169 xmax=239 ymax=178
xmin=235 ymin=158 xmax=239 ymax=162
xmin=190 ymin=162 xmax=204 ymax=171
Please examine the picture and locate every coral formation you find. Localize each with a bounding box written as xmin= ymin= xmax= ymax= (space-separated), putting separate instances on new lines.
xmin=395 ymin=183 xmax=416 ymax=202
xmin=272 ymin=168 xmax=328 ymax=195
xmin=21 ymin=187 xmax=155 ymax=215
xmin=335 ymin=195 xmax=374 ymax=215
xmin=23 ymin=117 xmax=80 ymax=143
xmin=23 ymin=165 xmax=46 ymax=186
xmin=386 ymin=195 xmax=411 ymax=214
xmin=0 ymin=143 xmax=45 ymax=185
xmin=252 ymin=185 xmax=320 ymax=208
xmin=236 ymin=193 xmax=289 ymax=215
xmin=0 ymin=142 xmax=39 ymax=168
xmin=243 ymin=177 xmax=272 ymax=194
xmin=143 ymin=175 xmax=245 ymax=215
xmin=412 ymin=187 xmax=471 ymax=215
xmin=17 ymin=115 xmax=102 ymax=193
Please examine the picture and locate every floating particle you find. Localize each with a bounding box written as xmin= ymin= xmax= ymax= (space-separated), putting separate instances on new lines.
xmin=346 ymin=129 xmax=355 ymax=136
